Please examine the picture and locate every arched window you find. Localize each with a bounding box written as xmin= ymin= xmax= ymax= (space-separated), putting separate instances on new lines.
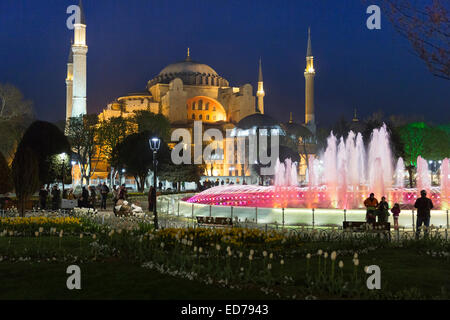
xmin=198 ymin=100 xmax=203 ymax=110
xmin=192 ymin=114 xmax=195 ymax=120
xmin=192 ymin=102 xmax=196 ymax=110
xmin=213 ymin=116 xmax=216 ymax=121
xmin=205 ymin=102 xmax=209 ymax=110
xmin=213 ymin=106 xmax=216 ymax=111
xmin=206 ymin=115 xmax=210 ymax=120
xmin=199 ymin=114 xmax=203 ymax=120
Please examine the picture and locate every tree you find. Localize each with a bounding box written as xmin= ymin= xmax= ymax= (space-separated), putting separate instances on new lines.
xmin=98 ymin=116 xmax=130 ymax=186
xmin=18 ymin=121 xmax=71 ymax=186
xmin=66 ymin=115 xmax=101 ymax=185
xmin=398 ymin=122 xmax=427 ymax=187
xmin=0 ymin=83 xmax=34 ymax=119
xmin=159 ymin=164 xmax=205 ymax=191
xmin=379 ymin=0 xmax=449 ymax=80
xmin=0 ymin=83 xmax=34 ymax=163
xmin=115 ymin=131 xmax=170 ymax=192
xmin=133 ymin=110 xmax=171 ymax=141
xmin=281 ymin=123 xmax=314 ymax=173
xmin=12 ymin=147 xmax=40 ymax=216
xmin=0 ymin=152 xmax=13 ymax=195
xmin=423 ymin=125 xmax=450 ymax=160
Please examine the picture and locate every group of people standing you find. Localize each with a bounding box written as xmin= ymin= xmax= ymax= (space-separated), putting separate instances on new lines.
xmin=38 ymin=182 xmax=124 ymax=210
xmin=39 ymin=185 xmax=62 ymax=210
xmin=364 ymin=189 xmax=434 ymax=238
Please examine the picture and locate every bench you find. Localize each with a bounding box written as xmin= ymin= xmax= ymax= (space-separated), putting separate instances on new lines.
xmin=196 ymin=216 xmax=233 ymax=228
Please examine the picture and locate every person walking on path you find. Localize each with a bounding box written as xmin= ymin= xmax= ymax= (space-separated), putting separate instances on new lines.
xmin=89 ymin=186 xmax=97 ymax=209
xmin=39 ymin=186 xmax=48 ymax=210
xmin=364 ymin=193 xmax=378 ymax=224
xmin=414 ymin=190 xmax=433 ymax=238
xmin=148 ymin=186 xmax=156 ymax=213
xmin=51 ymin=185 xmax=61 ymax=210
xmin=118 ymin=184 xmax=127 ymax=200
xmin=100 ymin=182 xmax=110 ymax=210
xmin=79 ymin=186 xmax=89 ymax=208
xmin=391 ymin=203 xmax=401 ymax=230
xmin=377 ymin=196 xmax=390 ymax=223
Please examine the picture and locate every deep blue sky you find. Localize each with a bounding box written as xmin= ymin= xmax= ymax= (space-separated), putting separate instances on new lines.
xmin=0 ymin=0 xmax=448 ymax=126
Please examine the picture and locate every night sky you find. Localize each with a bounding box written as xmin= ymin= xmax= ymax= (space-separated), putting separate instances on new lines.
xmin=1 ymin=0 xmax=449 ymax=126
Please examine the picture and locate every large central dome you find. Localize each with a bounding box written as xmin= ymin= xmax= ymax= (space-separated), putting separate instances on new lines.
xmin=159 ymin=60 xmax=219 ymax=77
xmin=147 ymin=52 xmax=229 ymax=88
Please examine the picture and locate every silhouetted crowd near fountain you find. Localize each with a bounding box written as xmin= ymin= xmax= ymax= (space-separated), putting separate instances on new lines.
xmin=363 ymin=189 xmax=434 ymax=238
xmin=38 ymin=183 xmax=128 ymax=211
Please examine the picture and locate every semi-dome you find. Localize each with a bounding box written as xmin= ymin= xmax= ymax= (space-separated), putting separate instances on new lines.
xmin=147 ymin=52 xmax=229 ymax=88
xmin=237 ymin=112 xmax=283 ymax=130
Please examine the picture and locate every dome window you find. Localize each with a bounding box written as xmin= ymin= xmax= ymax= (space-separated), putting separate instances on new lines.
xmin=192 ymin=102 xmax=196 ymax=110
xmin=198 ymin=100 xmax=203 ymax=110
xmin=199 ymin=114 xmax=203 ymax=120
xmin=205 ymin=102 xmax=209 ymax=110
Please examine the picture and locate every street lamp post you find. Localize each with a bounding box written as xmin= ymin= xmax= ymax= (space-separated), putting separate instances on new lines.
xmin=71 ymin=160 xmax=76 ymax=189
xmin=149 ymin=137 xmax=161 ymax=229
xmin=59 ymin=153 xmax=67 ymax=197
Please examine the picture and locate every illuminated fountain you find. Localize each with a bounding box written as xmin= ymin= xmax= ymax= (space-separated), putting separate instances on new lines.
xmin=185 ymin=124 xmax=448 ymax=212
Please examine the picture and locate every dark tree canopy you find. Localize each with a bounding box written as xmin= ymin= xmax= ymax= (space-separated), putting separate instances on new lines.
xmin=0 ymin=152 xmax=13 ymax=194
xmin=133 ymin=110 xmax=171 ymax=141
xmin=17 ymin=120 xmax=71 ymax=185
xmin=115 ymin=130 xmax=171 ymax=192
xmin=12 ymin=146 xmax=40 ymax=216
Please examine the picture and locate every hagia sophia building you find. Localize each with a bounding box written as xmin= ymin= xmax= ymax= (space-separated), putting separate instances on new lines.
xmin=65 ymin=1 xmax=317 ymax=187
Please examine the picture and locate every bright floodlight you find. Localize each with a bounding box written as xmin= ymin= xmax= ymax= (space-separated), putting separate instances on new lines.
xmin=71 ymin=160 xmax=76 ymax=166
xmin=149 ymin=137 xmax=161 ymax=151
xmin=59 ymin=153 xmax=67 ymax=161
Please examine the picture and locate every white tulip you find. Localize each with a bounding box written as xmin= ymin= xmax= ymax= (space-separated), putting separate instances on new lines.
xmin=306 ymin=253 xmax=311 ymax=259
xmin=338 ymin=261 xmax=344 ymax=268
xmin=331 ymin=251 xmax=337 ymax=261
xmin=317 ymin=249 xmax=323 ymax=255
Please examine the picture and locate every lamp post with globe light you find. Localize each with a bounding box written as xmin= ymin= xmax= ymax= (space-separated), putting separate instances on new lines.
xmin=59 ymin=153 xmax=67 ymax=196
xmin=149 ymin=137 xmax=161 ymax=229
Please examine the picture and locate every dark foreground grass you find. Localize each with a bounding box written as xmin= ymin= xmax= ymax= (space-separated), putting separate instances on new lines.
xmin=1 ymin=237 xmax=449 ymax=299
xmin=0 ymin=261 xmax=270 ymax=300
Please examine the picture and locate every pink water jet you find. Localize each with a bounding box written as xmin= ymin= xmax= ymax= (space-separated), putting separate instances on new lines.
xmin=187 ymin=124 xmax=446 ymax=209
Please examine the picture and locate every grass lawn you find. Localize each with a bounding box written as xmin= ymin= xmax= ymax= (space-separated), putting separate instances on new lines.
xmin=1 ymin=236 xmax=449 ymax=299
xmin=0 ymin=261 xmax=270 ymax=300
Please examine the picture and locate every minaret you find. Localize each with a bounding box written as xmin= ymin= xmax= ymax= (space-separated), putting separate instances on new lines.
xmin=65 ymin=43 xmax=73 ymax=121
xmin=71 ymin=0 xmax=88 ymax=118
xmin=186 ymin=47 xmax=191 ymax=61
xmin=352 ymin=108 xmax=359 ymax=122
xmin=257 ymin=58 xmax=265 ymax=114
xmin=304 ymin=27 xmax=315 ymax=133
